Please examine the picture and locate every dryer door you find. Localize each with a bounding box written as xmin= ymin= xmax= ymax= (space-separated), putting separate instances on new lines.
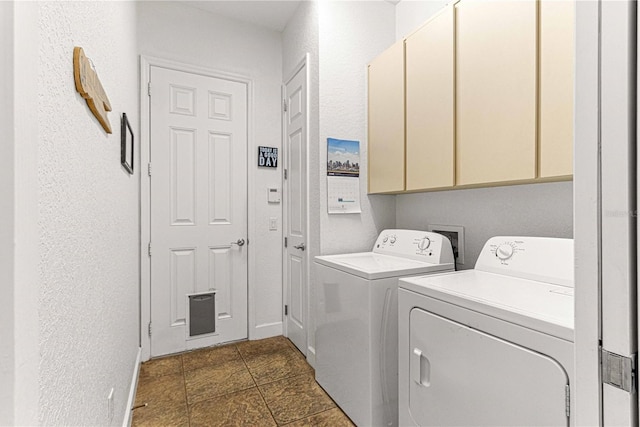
xmin=408 ymin=308 xmax=569 ymax=426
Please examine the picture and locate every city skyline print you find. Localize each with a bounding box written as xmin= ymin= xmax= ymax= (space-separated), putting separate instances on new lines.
xmin=327 ymin=138 xmax=360 ymax=177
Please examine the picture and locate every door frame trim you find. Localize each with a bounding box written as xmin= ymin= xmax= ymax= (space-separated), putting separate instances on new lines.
xmin=282 ymin=54 xmax=311 ymax=357
xmin=139 ymin=56 xmax=254 ymax=361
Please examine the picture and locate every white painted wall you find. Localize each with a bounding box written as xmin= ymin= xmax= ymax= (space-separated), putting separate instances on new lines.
xmin=137 ymin=2 xmax=284 ymax=337
xmin=5 ymin=1 xmax=140 ymax=424
xmin=35 ymin=1 xmax=140 ymax=425
xmin=397 ymin=182 xmax=574 ymax=267
xmin=0 ymin=2 xmax=15 ymax=424
xmin=13 ymin=2 xmax=44 ymax=425
xmin=282 ymin=1 xmax=320 ymax=361
xmin=394 ymin=1 xmax=574 ymax=268
xmin=318 ymin=0 xmax=397 ymax=257
xmin=304 ymin=0 xmax=397 ymax=363
xmin=396 ymin=0 xmax=448 ymax=40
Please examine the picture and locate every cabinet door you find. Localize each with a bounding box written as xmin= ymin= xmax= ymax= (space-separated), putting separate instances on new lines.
xmin=405 ymin=6 xmax=455 ymax=191
xmin=456 ymin=1 xmax=537 ymax=186
xmin=368 ymin=41 xmax=405 ymax=193
xmin=539 ymin=0 xmax=574 ymax=178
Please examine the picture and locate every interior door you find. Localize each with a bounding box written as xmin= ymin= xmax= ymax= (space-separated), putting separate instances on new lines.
xmin=283 ymin=62 xmax=307 ymax=355
xmin=149 ymin=65 xmax=248 ymax=357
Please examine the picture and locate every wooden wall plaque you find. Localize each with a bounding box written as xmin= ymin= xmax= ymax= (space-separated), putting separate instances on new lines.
xmin=73 ymin=47 xmax=112 ymax=134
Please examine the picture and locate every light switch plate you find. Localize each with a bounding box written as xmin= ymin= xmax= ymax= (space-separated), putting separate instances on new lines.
xmin=269 ymin=217 xmax=278 ymax=231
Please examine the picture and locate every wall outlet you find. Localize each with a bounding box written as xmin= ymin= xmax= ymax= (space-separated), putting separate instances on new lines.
xmin=107 ymin=388 xmax=114 ymax=422
xmin=428 ymin=224 xmax=465 ymax=265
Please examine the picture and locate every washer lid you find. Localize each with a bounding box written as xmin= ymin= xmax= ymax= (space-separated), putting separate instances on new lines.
xmin=399 ymin=270 xmax=574 ymax=342
xmin=314 ymin=252 xmax=453 ymax=280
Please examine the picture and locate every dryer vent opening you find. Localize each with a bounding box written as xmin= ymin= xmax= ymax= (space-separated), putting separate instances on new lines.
xmin=188 ymin=292 xmax=216 ymax=337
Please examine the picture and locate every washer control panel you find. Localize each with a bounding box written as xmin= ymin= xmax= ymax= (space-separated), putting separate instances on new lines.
xmin=476 ymin=236 xmax=574 ymax=287
xmin=374 ymin=229 xmax=454 ymax=264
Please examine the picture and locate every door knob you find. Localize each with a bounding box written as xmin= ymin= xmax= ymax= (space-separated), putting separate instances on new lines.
xmin=294 ymin=243 xmax=305 ymax=251
xmin=231 ymin=238 xmax=245 ymax=247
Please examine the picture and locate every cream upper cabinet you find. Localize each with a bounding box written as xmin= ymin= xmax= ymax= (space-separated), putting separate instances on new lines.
xmin=455 ymin=0 xmax=537 ymax=186
xmin=405 ymin=6 xmax=455 ymax=191
xmin=366 ymin=0 xmax=573 ymax=193
xmin=368 ymin=41 xmax=405 ymax=194
xmin=539 ymin=0 xmax=574 ymax=178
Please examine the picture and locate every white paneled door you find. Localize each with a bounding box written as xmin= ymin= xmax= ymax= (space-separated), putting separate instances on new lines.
xmin=283 ymin=62 xmax=307 ymax=355
xmin=149 ymin=66 xmax=248 ymax=357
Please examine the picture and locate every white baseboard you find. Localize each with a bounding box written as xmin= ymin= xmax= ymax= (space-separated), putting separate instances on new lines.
xmin=123 ymin=347 xmax=142 ymax=427
xmin=306 ymin=345 xmax=316 ymax=368
xmin=250 ymin=321 xmax=283 ymax=340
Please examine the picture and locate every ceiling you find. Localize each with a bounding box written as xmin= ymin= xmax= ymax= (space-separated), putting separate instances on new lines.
xmin=182 ymin=1 xmax=303 ymax=32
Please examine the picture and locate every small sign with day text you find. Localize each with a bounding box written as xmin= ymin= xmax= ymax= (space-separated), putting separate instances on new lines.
xmin=258 ymin=146 xmax=278 ymax=168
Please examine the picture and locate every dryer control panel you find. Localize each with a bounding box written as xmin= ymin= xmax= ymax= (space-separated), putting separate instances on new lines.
xmin=373 ymin=229 xmax=454 ymax=264
xmin=476 ymin=236 xmax=574 ymax=287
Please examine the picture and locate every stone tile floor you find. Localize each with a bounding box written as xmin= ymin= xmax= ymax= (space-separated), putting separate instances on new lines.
xmin=132 ymin=336 xmax=354 ymax=426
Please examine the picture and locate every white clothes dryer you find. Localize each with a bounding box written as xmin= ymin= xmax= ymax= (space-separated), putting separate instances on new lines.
xmin=398 ymin=236 xmax=574 ymax=427
xmin=315 ymin=230 xmax=455 ymax=427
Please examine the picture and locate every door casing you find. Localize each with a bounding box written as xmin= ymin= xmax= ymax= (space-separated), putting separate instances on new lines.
xmin=140 ymin=56 xmax=255 ymax=361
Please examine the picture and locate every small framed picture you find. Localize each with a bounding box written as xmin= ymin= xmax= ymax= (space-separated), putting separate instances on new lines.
xmin=121 ymin=113 xmax=134 ymax=174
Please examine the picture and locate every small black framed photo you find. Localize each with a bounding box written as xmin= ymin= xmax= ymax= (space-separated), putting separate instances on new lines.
xmin=121 ymin=113 xmax=134 ymax=174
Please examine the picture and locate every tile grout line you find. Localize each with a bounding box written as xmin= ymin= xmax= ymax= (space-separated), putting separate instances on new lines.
xmin=238 ymin=343 xmax=263 ymax=394
xmin=185 ymin=345 xmax=259 ymax=409
xmin=257 ymin=372 xmax=335 ymax=426
xmin=133 ymin=354 xmax=191 ymax=427
xmin=239 ymin=341 xmax=308 ymax=426
xmin=236 ymin=343 xmax=282 ymax=425
xmin=238 ymin=343 xmax=307 ymax=388
xmin=282 ymin=407 xmax=343 ymax=427
xmin=179 ymin=354 xmax=193 ymax=427
xmin=255 ymin=382 xmax=279 ymax=426
xmin=237 ymin=344 xmax=280 ymax=425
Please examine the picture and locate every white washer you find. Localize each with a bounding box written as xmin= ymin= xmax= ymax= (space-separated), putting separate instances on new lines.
xmin=315 ymin=230 xmax=455 ymax=427
xmin=399 ymin=236 xmax=574 ymax=427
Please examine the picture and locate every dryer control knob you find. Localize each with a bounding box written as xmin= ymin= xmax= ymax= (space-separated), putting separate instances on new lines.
xmin=417 ymin=237 xmax=431 ymax=251
xmin=496 ymin=244 xmax=514 ymax=260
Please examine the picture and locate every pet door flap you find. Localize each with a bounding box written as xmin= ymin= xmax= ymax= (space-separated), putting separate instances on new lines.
xmin=188 ymin=292 xmax=216 ymax=337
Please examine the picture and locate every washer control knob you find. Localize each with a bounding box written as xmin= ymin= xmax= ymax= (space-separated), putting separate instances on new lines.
xmin=496 ymin=244 xmax=514 ymax=260
xmin=390 ymin=235 xmax=397 ymax=244
xmin=417 ymin=237 xmax=431 ymax=251
xmin=383 ymin=235 xmax=388 ymax=243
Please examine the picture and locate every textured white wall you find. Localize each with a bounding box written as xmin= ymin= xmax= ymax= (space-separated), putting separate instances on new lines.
xmin=282 ymin=0 xmax=320 ymax=361
xmin=318 ymin=0 xmax=397 ymax=256
xmin=13 ymin=2 xmax=46 ymax=425
xmin=394 ymin=0 xmax=574 ymax=268
xmin=396 ymin=0 xmax=448 ymax=40
xmin=0 ymin=2 xmax=15 ymax=424
xmin=35 ymin=1 xmax=140 ymax=425
xmin=137 ymin=2 xmax=284 ymax=336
